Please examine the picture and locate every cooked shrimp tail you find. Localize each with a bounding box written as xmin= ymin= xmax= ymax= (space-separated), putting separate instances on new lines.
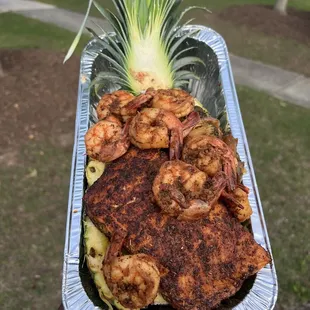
xmin=157 ymin=109 xmax=184 ymax=160
xmin=121 ymin=117 xmax=131 ymax=136
xmin=221 ymin=185 xmax=253 ymax=222
xmin=237 ymin=183 xmax=250 ymax=194
xmin=126 ymin=87 xmax=156 ymax=110
xmin=223 ymin=133 xmax=238 ymax=155
xmin=221 ymin=191 xmax=244 ymax=210
xmin=223 ymin=161 xmax=237 ymax=192
xmin=206 ymin=137 xmax=237 ymax=191
xmin=204 ymin=172 xmax=227 ymax=206
xmin=169 ymin=125 xmax=183 ymax=160
xmin=103 ymin=230 xmax=166 ymax=309
xmin=160 ymin=184 xmax=187 ymax=209
xmin=182 ymin=111 xmax=200 ymax=137
xmin=221 ymin=184 xmax=251 ymax=212
xmin=98 ymin=142 xmax=127 ymax=163
xmin=104 ymin=229 xmax=127 ymax=263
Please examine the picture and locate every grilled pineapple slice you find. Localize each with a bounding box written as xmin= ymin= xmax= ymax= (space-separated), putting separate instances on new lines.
xmin=86 ymin=159 xmax=106 ymax=187
xmin=154 ymin=294 xmax=168 ymax=305
xmin=84 ymin=216 xmax=113 ymax=304
xmin=84 ymin=217 xmax=132 ymax=309
xmin=85 ymin=161 xmax=117 ymax=308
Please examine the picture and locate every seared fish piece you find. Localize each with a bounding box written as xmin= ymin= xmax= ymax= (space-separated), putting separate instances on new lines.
xmin=84 ymin=147 xmax=270 ymax=310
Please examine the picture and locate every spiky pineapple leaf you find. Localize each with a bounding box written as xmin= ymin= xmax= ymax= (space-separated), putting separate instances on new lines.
xmin=98 ymin=52 xmax=128 ymax=80
xmin=174 ymin=70 xmax=200 ymax=81
xmin=91 ymin=26 xmax=127 ymax=62
xmin=164 ymin=6 xmax=209 ymax=47
xmin=168 ymin=29 xmax=200 ymax=60
xmin=111 ymin=0 xmax=126 ymax=27
xmin=63 ymin=0 xmax=93 ymax=63
xmin=174 ymin=80 xmax=190 ymax=88
xmin=172 ymin=56 xmax=205 ymax=71
xmin=169 ymin=46 xmax=196 ymax=64
xmin=93 ymin=1 xmax=129 ymax=50
xmin=86 ymin=27 xmax=125 ymax=65
xmin=90 ymin=71 xmax=130 ymax=88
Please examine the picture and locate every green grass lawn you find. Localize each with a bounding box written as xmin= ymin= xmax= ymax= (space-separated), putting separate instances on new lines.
xmin=238 ymin=87 xmax=310 ymax=309
xmin=37 ymin=0 xmax=310 ymax=77
xmin=0 ymin=13 xmax=83 ymax=310
xmin=0 ymin=143 xmax=72 ymax=310
xmin=0 ymin=12 xmax=89 ymax=51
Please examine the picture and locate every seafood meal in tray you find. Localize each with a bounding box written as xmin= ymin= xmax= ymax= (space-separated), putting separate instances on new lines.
xmin=83 ymin=88 xmax=270 ymax=310
xmin=65 ymin=0 xmax=272 ymax=309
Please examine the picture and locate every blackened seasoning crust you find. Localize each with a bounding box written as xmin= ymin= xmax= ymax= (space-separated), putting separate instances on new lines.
xmin=84 ymin=147 xmax=270 ymax=310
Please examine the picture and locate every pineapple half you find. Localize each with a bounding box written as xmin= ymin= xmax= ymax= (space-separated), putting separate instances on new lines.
xmin=65 ymin=0 xmax=209 ymax=95
xmin=84 ymin=160 xmax=168 ymax=309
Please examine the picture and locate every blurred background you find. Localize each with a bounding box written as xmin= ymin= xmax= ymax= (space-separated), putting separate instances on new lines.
xmin=0 ymin=0 xmax=309 ymax=309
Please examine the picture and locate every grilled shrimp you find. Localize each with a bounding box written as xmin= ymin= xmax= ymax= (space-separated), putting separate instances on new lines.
xmin=96 ymin=90 xmax=135 ymax=121
xmin=129 ymin=108 xmax=184 ymax=160
xmin=182 ymin=111 xmax=201 ymax=138
xmin=85 ymin=115 xmax=130 ymax=162
xmin=222 ymin=133 xmax=238 ymax=155
xmin=151 ymin=89 xmax=195 ymax=118
xmin=103 ymin=231 xmax=166 ymax=309
xmin=185 ymin=117 xmax=223 ymax=140
xmin=222 ymin=133 xmax=246 ymax=183
xmin=127 ymin=88 xmax=195 ymax=118
xmin=221 ymin=184 xmax=253 ymax=222
xmin=182 ymin=135 xmax=238 ymax=192
xmin=152 ymin=160 xmax=227 ymax=220
xmin=125 ymin=87 xmax=156 ymax=110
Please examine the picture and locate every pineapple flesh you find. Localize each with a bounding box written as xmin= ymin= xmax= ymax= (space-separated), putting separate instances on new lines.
xmin=86 ymin=159 xmax=106 ymax=187
xmin=84 ymin=216 xmax=114 ymax=307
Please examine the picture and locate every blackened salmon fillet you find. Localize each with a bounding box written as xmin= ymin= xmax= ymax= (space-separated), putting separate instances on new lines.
xmin=84 ymin=147 xmax=270 ymax=310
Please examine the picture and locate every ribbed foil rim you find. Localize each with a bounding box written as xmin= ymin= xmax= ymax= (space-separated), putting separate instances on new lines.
xmin=62 ymin=25 xmax=278 ymax=310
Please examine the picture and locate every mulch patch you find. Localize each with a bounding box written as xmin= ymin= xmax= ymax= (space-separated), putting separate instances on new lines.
xmin=0 ymin=49 xmax=80 ymax=151
xmin=219 ymin=5 xmax=310 ymax=46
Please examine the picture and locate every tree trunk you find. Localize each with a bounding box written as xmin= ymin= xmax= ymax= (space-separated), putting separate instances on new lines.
xmin=274 ymin=0 xmax=288 ymax=15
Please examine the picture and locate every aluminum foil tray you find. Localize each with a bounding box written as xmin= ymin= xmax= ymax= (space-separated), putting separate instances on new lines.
xmin=62 ymin=25 xmax=278 ymax=310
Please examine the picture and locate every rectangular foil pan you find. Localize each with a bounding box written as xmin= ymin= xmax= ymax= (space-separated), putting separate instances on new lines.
xmin=62 ymin=25 xmax=278 ymax=310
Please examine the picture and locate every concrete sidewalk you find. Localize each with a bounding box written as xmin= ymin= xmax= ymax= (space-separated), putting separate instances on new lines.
xmin=19 ymin=7 xmax=112 ymax=34
xmin=0 ymin=0 xmax=54 ymax=13
xmin=1 ymin=0 xmax=310 ymax=109
xmin=230 ymin=55 xmax=310 ymax=109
